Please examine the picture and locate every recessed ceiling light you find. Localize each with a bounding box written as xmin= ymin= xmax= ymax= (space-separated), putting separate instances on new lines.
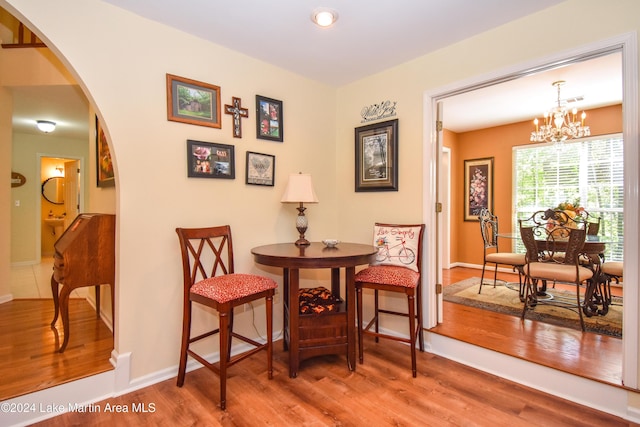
xmin=311 ymin=8 xmax=338 ymax=28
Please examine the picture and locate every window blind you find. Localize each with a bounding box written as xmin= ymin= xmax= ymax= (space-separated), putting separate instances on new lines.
xmin=513 ymin=134 xmax=624 ymax=261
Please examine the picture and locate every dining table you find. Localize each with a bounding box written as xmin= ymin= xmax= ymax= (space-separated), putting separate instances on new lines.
xmin=498 ymin=232 xmax=609 ymax=316
xmin=251 ymin=242 xmax=377 ymax=378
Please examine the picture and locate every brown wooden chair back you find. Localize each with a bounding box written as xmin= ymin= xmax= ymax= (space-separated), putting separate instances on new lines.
xmin=177 ymin=225 xmax=234 ymax=291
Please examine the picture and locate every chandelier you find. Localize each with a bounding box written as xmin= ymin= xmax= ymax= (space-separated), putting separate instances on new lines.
xmin=530 ymin=80 xmax=590 ymax=143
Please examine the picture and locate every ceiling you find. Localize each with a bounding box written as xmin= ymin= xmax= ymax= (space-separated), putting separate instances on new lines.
xmin=11 ymin=85 xmax=89 ymax=140
xmin=9 ymin=0 xmax=622 ymax=139
xmin=443 ymin=52 xmax=622 ymax=133
xmin=101 ymin=0 xmax=565 ymax=87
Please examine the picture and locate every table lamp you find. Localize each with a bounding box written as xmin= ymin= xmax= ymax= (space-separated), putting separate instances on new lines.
xmin=281 ymin=173 xmax=319 ymax=246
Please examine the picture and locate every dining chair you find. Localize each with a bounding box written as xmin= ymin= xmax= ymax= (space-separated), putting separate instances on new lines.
xmin=478 ymin=208 xmax=526 ymax=296
xmin=600 ymin=261 xmax=623 ymax=314
xmin=175 ymin=225 xmax=277 ymax=410
xmin=355 ymin=223 xmax=425 ymax=377
xmin=586 ymin=216 xmax=601 ymax=236
xmin=519 ymin=210 xmax=593 ymax=331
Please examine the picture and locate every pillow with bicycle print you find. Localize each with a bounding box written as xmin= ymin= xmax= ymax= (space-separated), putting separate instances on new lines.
xmin=371 ymin=225 xmax=422 ymax=272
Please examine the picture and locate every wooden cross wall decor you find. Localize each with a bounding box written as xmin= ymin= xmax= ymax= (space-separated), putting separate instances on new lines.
xmin=224 ymin=97 xmax=249 ymax=138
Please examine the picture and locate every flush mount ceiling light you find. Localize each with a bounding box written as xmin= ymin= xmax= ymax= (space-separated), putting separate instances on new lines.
xmin=36 ymin=120 xmax=56 ymax=133
xmin=311 ymin=7 xmax=338 ymax=28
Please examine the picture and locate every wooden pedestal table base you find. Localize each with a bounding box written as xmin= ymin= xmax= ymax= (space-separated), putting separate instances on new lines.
xmin=252 ymin=242 xmax=377 ymax=378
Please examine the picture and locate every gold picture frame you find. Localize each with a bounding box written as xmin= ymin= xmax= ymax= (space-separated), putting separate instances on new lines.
xmin=464 ymin=157 xmax=494 ymax=221
xmin=96 ymin=116 xmax=115 ymax=188
xmin=167 ymin=74 xmax=221 ymax=128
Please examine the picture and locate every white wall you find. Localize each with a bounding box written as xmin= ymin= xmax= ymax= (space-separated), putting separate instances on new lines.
xmin=3 ymin=0 xmax=339 ymax=382
xmin=3 ymin=0 xmax=640 ymax=422
xmin=0 ymin=86 xmax=11 ymax=301
xmin=11 ymin=132 xmax=88 ymax=262
xmin=335 ymin=0 xmax=640 ymax=415
xmin=336 ymin=0 xmax=640 ymax=240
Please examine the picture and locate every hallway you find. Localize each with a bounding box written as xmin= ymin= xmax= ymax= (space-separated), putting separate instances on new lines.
xmin=9 ymin=257 xmax=87 ymax=299
xmin=2 ymin=258 xmax=111 ymax=400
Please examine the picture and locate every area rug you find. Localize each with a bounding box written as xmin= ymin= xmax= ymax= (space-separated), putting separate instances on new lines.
xmin=444 ymin=277 xmax=622 ymax=338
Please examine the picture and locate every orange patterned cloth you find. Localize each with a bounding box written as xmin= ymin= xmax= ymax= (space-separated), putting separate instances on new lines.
xmin=191 ymin=273 xmax=277 ymax=303
xmin=299 ymin=287 xmax=340 ymax=315
xmin=355 ymin=265 xmax=420 ymax=288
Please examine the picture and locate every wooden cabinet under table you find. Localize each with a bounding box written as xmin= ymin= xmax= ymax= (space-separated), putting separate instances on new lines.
xmin=251 ymin=242 xmax=377 ymax=378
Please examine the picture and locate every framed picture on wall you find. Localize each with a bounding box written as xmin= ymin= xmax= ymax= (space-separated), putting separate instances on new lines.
xmin=354 ymin=119 xmax=398 ymax=192
xmin=255 ymin=95 xmax=283 ymax=142
xmin=245 ymin=151 xmax=275 ymax=186
xmin=167 ymin=74 xmax=221 ymax=128
xmin=464 ymin=157 xmax=494 ymax=221
xmin=187 ymin=140 xmax=235 ymax=179
xmin=96 ymin=116 xmax=115 ymax=188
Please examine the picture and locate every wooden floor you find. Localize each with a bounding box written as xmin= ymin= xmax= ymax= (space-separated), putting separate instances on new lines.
xmin=0 ymin=299 xmax=114 ymax=401
xmin=0 ymin=267 xmax=626 ymax=424
xmin=432 ymin=267 xmax=623 ymax=386
xmin=33 ymin=334 xmax=635 ymax=426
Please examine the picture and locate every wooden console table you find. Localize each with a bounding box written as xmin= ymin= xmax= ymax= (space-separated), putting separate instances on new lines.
xmin=251 ymin=242 xmax=377 ymax=378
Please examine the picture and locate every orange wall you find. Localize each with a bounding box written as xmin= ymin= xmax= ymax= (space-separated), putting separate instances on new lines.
xmin=446 ymin=104 xmax=622 ymax=267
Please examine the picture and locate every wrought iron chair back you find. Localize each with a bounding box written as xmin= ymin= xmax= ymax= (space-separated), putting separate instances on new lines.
xmin=518 ymin=210 xmax=591 ymax=331
xmin=479 ymin=208 xmax=499 ymax=249
xmin=478 ymin=208 xmax=526 ymax=296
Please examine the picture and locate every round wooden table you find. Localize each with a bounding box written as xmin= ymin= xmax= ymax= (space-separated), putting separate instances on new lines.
xmin=251 ymin=242 xmax=377 ymax=378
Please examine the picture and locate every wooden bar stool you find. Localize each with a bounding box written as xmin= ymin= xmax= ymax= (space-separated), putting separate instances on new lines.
xmin=176 ymin=225 xmax=277 ymax=410
xmin=355 ymin=223 xmax=425 ymax=377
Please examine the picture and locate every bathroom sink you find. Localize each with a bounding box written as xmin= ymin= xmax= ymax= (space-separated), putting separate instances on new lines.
xmin=44 ymin=218 xmax=65 ymax=227
xmin=44 ymin=218 xmax=66 ymax=236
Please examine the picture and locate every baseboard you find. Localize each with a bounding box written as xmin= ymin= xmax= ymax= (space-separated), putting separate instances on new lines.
xmin=449 ymin=262 xmax=520 ymax=275
xmin=425 ymin=332 xmax=640 ymax=423
xmin=9 ymin=260 xmax=39 ymax=268
xmin=85 ymin=295 xmax=113 ymax=332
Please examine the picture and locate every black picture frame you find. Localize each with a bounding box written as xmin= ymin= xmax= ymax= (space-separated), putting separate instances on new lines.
xmin=167 ymin=74 xmax=221 ymax=128
xmin=186 ymin=140 xmax=235 ymax=179
xmin=245 ymin=151 xmax=275 ymax=186
xmin=464 ymin=157 xmax=494 ymax=221
xmin=256 ymin=95 xmax=283 ymax=142
xmin=355 ymin=119 xmax=398 ymax=192
xmin=96 ymin=115 xmax=115 ymax=188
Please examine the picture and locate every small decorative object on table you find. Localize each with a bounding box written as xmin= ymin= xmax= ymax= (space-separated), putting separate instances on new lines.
xmin=322 ymin=239 xmax=340 ymax=248
xmin=546 ymin=198 xmax=586 ymax=235
xmin=554 ymin=198 xmax=585 ymax=217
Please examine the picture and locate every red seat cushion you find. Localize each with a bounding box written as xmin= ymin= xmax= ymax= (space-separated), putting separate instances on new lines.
xmin=191 ymin=273 xmax=277 ymax=303
xmin=355 ymin=265 xmax=420 ymax=288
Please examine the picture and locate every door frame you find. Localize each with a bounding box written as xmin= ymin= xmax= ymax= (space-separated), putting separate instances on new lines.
xmin=37 ymin=153 xmax=84 ymax=263
xmin=422 ymin=32 xmax=638 ymax=388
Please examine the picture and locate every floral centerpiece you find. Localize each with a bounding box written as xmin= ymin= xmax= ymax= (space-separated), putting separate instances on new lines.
xmin=546 ymin=198 xmax=585 ymax=235
xmin=554 ymin=198 xmax=585 ymax=216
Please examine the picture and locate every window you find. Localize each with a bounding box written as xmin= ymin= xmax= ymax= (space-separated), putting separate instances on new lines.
xmin=514 ymin=134 xmax=624 ymax=261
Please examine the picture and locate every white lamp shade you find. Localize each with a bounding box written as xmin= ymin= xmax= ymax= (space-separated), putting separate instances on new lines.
xmin=281 ymin=173 xmax=319 ymax=203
